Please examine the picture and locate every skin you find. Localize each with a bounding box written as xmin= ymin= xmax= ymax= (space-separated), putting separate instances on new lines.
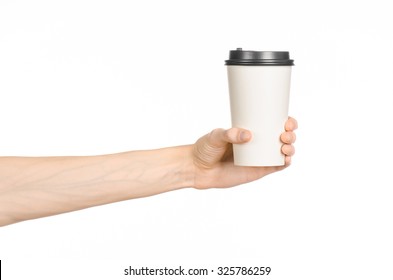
xmin=0 ymin=117 xmax=297 ymax=227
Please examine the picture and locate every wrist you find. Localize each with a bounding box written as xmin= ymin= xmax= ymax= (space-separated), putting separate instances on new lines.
xmin=174 ymin=145 xmax=195 ymax=189
xmin=121 ymin=145 xmax=195 ymax=195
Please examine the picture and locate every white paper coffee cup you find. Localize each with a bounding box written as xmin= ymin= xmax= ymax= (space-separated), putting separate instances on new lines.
xmin=226 ymin=48 xmax=294 ymax=166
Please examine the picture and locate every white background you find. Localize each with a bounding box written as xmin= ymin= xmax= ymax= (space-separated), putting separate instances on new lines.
xmin=0 ymin=0 xmax=392 ymax=279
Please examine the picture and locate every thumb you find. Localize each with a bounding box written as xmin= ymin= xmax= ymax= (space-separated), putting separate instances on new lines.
xmin=193 ymin=128 xmax=252 ymax=169
xmin=237 ymin=128 xmax=253 ymax=143
xmin=210 ymin=127 xmax=252 ymax=146
xmin=206 ymin=128 xmax=252 ymax=151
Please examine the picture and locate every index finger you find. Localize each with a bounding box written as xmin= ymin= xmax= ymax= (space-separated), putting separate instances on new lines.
xmin=285 ymin=117 xmax=298 ymax=131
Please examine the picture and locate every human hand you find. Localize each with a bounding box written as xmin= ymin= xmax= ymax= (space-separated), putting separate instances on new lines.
xmin=191 ymin=117 xmax=297 ymax=189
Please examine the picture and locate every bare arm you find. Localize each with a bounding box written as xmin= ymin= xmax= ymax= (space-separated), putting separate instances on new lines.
xmin=0 ymin=146 xmax=193 ymax=226
xmin=0 ymin=118 xmax=297 ymax=227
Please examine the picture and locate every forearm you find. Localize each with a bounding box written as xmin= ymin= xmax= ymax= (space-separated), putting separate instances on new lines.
xmin=0 ymin=145 xmax=194 ymax=226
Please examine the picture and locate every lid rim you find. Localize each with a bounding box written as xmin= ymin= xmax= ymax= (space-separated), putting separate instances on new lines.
xmin=225 ymin=60 xmax=294 ymax=66
xmin=225 ymin=48 xmax=294 ymax=66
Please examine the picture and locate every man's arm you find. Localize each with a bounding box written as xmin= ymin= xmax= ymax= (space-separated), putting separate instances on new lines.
xmin=0 ymin=146 xmax=194 ymax=226
xmin=0 ymin=117 xmax=297 ymax=227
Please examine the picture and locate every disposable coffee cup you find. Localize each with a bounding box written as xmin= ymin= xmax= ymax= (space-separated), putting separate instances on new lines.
xmin=226 ymin=48 xmax=294 ymax=166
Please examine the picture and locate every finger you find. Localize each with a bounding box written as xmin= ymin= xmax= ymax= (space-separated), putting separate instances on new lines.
xmin=226 ymin=128 xmax=252 ymax=144
xmin=208 ymin=128 xmax=252 ymax=148
xmin=281 ymin=144 xmax=295 ymax=156
xmin=285 ymin=156 xmax=292 ymax=166
xmin=280 ymin=131 xmax=296 ymax=144
xmin=285 ymin=117 xmax=298 ymax=131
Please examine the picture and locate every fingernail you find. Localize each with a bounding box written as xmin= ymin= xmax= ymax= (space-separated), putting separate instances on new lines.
xmin=240 ymin=131 xmax=251 ymax=142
